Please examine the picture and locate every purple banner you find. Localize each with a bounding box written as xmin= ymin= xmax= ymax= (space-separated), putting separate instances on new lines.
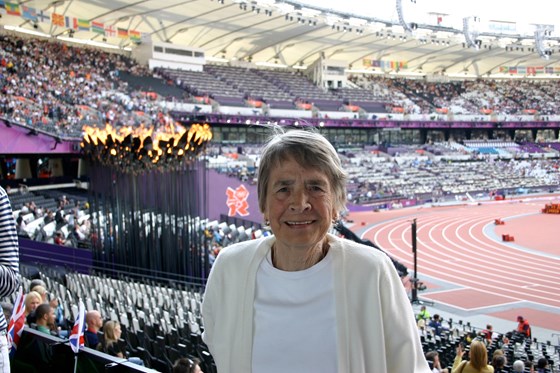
xmin=207 ymin=169 xmax=262 ymax=223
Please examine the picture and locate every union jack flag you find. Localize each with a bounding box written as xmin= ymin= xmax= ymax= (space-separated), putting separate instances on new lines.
xmin=68 ymin=301 xmax=86 ymax=354
xmin=7 ymin=288 xmax=26 ymax=352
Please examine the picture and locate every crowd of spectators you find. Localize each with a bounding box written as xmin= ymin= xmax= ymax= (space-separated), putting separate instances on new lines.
xmin=0 ymin=34 xmax=174 ymax=139
xmin=3 ymin=33 xmax=560 ymax=143
xmin=11 ymin=190 xmax=92 ymax=247
xmin=350 ymin=74 xmax=560 ymax=116
xmin=416 ymin=306 xmax=557 ymax=373
xmin=339 ymin=144 xmax=560 ymax=205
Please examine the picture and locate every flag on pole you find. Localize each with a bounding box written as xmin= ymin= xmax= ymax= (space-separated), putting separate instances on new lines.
xmin=7 ymin=288 xmax=26 ymax=352
xmin=52 ymin=13 xmax=64 ymax=27
xmin=65 ymin=16 xmax=72 ymax=28
xmin=5 ymin=2 xmax=20 ymax=16
xmin=117 ymin=27 xmax=128 ymax=38
xmin=104 ymin=25 xmax=116 ymax=37
xmin=77 ymin=18 xmax=90 ymax=31
xmin=91 ymin=21 xmax=105 ymax=35
xmin=69 ymin=301 xmax=86 ymax=354
xmin=21 ymin=6 xmax=37 ymax=22
xmin=37 ymin=10 xmax=50 ymax=23
xmin=129 ymin=30 xmax=141 ymax=42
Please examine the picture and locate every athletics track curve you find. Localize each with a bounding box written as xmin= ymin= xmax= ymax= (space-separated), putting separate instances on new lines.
xmin=348 ymin=196 xmax=560 ymax=333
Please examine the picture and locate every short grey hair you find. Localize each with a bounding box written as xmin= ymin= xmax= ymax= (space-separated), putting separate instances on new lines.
xmin=257 ymin=127 xmax=347 ymax=215
xmin=512 ymin=360 xmax=525 ymax=372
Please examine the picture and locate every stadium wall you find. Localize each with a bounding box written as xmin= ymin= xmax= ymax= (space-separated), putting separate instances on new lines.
xmin=0 ymin=120 xmax=80 ymax=154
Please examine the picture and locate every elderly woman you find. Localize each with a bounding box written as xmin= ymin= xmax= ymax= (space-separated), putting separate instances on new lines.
xmin=202 ymin=128 xmax=430 ymax=372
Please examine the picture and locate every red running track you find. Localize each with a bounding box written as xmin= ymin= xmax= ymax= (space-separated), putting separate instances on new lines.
xmin=348 ymin=197 xmax=560 ymax=332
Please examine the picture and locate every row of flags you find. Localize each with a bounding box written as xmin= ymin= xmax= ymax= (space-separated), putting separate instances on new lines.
xmin=0 ymin=1 xmax=143 ymax=42
xmin=363 ymin=59 xmax=409 ymax=70
xmin=360 ymin=60 xmax=560 ymax=74
xmin=7 ymin=289 xmax=86 ymax=355
xmin=498 ymin=66 xmax=560 ymax=75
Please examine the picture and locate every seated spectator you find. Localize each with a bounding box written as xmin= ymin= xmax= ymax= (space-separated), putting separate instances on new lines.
xmin=31 ymin=281 xmax=67 ymax=334
xmin=452 ymin=340 xmax=493 ymax=373
xmin=43 ymin=210 xmax=55 ymax=224
xmin=536 ymin=357 xmax=549 ymax=373
xmin=24 ymin=290 xmax=42 ymax=325
xmin=54 ymin=207 xmax=65 ymax=228
xmin=100 ymin=320 xmax=144 ymax=366
xmin=425 ymin=350 xmax=448 ymax=373
xmin=417 ymin=318 xmax=427 ymax=337
xmin=481 ymin=324 xmax=493 ymax=342
xmin=173 ymin=357 xmax=204 ymax=373
xmin=512 ymin=360 xmax=525 ymax=373
xmin=34 ymin=303 xmax=58 ymax=336
xmin=30 ymin=285 xmax=48 ymax=303
xmin=491 ymin=355 xmax=506 ymax=373
xmin=54 ymin=231 xmax=66 ymax=246
xmin=429 ymin=314 xmax=444 ymax=336
xmin=28 ymin=279 xmax=46 ymax=292
xmin=85 ymin=310 xmax=103 ymax=349
xmin=16 ymin=213 xmax=27 ymax=235
xmin=417 ymin=305 xmax=431 ymax=322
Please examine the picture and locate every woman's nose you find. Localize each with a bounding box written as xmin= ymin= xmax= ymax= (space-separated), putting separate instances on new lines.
xmin=290 ymin=189 xmax=311 ymax=211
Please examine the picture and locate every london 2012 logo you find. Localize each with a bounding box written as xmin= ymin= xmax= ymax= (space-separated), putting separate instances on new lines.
xmin=226 ymin=185 xmax=249 ymax=216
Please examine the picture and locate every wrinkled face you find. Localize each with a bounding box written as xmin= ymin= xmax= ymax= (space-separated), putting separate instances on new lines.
xmin=263 ymin=157 xmax=335 ymax=252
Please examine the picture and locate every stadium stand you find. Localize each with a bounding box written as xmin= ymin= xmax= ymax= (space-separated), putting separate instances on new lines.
xmin=1 ymin=28 xmax=560 ymax=373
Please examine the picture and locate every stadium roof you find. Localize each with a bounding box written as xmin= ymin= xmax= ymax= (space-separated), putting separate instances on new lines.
xmin=2 ymin=0 xmax=560 ymax=78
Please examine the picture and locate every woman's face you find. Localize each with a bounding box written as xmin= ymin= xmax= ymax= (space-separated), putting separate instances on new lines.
xmin=27 ymin=296 xmax=41 ymax=312
xmin=114 ymin=324 xmax=122 ymax=339
xmin=263 ymin=156 xmax=335 ymax=252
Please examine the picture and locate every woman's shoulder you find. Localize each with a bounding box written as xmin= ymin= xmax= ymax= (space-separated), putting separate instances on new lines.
xmin=105 ymin=341 xmax=123 ymax=355
xmin=218 ymin=236 xmax=269 ymax=257
xmin=212 ymin=236 xmax=272 ymax=270
xmin=330 ymin=234 xmax=393 ymax=264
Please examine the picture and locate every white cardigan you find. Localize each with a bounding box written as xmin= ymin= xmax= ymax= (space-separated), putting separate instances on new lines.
xmin=202 ymin=233 xmax=431 ymax=373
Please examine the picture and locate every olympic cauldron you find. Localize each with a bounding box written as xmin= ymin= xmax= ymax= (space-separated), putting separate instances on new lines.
xmin=81 ymin=123 xmax=213 ymax=173
xmin=80 ymin=122 xmax=214 ymax=281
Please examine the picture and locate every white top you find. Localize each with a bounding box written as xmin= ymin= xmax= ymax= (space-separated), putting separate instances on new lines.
xmin=252 ymin=249 xmax=337 ymax=373
xmin=202 ymin=234 xmax=431 ymax=373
